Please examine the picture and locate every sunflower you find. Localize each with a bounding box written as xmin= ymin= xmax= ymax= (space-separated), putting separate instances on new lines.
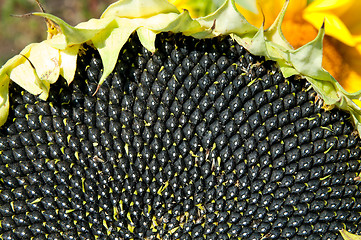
xmin=170 ymin=0 xmax=361 ymax=93
xmin=2 ymin=1 xmax=361 ymax=239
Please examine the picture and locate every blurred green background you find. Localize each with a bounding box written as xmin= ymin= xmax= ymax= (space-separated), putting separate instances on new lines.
xmin=0 ymin=0 xmax=115 ymax=66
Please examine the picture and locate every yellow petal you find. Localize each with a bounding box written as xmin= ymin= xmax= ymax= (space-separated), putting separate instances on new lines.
xmin=9 ymin=42 xmax=60 ymax=100
xmin=168 ymin=0 xmax=192 ymax=9
xmin=305 ymin=0 xmax=353 ymax=15
xmin=31 ymin=41 xmax=60 ymax=84
xmin=236 ymin=0 xmax=307 ymax=29
xmin=282 ymin=0 xmax=308 ymax=17
xmin=304 ymin=0 xmax=361 ymax=45
xmin=281 ymin=20 xmax=318 ymax=50
xmin=303 ymin=12 xmax=355 ymax=46
xmin=0 ymin=75 xmax=10 ymax=127
xmin=339 ymin=1 xmax=361 ymax=37
xmin=344 ymin=69 xmax=361 ymax=93
xmin=335 ymin=43 xmax=361 ymax=93
xmin=236 ymin=0 xmax=280 ymax=28
xmin=320 ymin=35 xmax=361 ymax=93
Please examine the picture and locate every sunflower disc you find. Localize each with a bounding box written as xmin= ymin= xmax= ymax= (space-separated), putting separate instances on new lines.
xmin=1 ymin=33 xmax=361 ymax=240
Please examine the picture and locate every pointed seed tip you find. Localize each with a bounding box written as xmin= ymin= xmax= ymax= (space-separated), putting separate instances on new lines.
xmin=321 ymin=19 xmax=325 ymax=29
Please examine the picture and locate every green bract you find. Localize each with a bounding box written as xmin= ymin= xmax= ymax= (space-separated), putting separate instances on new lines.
xmin=1 ymin=0 xmax=361 ymax=137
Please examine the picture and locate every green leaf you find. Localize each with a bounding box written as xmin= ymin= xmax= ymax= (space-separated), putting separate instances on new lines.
xmin=137 ymin=27 xmax=158 ymax=53
xmin=305 ymin=76 xmax=339 ymax=102
xmin=101 ymin=0 xmax=179 ymax=19
xmin=33 ymin=12 xmax=113 ymax=49
xmin=246 ymin=24 xmax=268 ymax=57
xmin=92 ymin=19 xmax=137 ymax=87
xmin=197 ymin=0 xmax=258 ymax=36
xmin=279 ymin=63 xmax=300 ymax=78
xmin=130 ymin=13 xmax=180 ymax=30
xmin=288 ymin=22 xmax=332 ymax=81
xmin=60 ymin=44 xmax=81 ymax=85
xmin=159 ymin=11 xmax=202 ymax=34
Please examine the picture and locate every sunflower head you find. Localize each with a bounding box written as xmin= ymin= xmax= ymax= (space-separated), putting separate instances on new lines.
xmin=1 ymin=0 xmax=361 ymax=239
